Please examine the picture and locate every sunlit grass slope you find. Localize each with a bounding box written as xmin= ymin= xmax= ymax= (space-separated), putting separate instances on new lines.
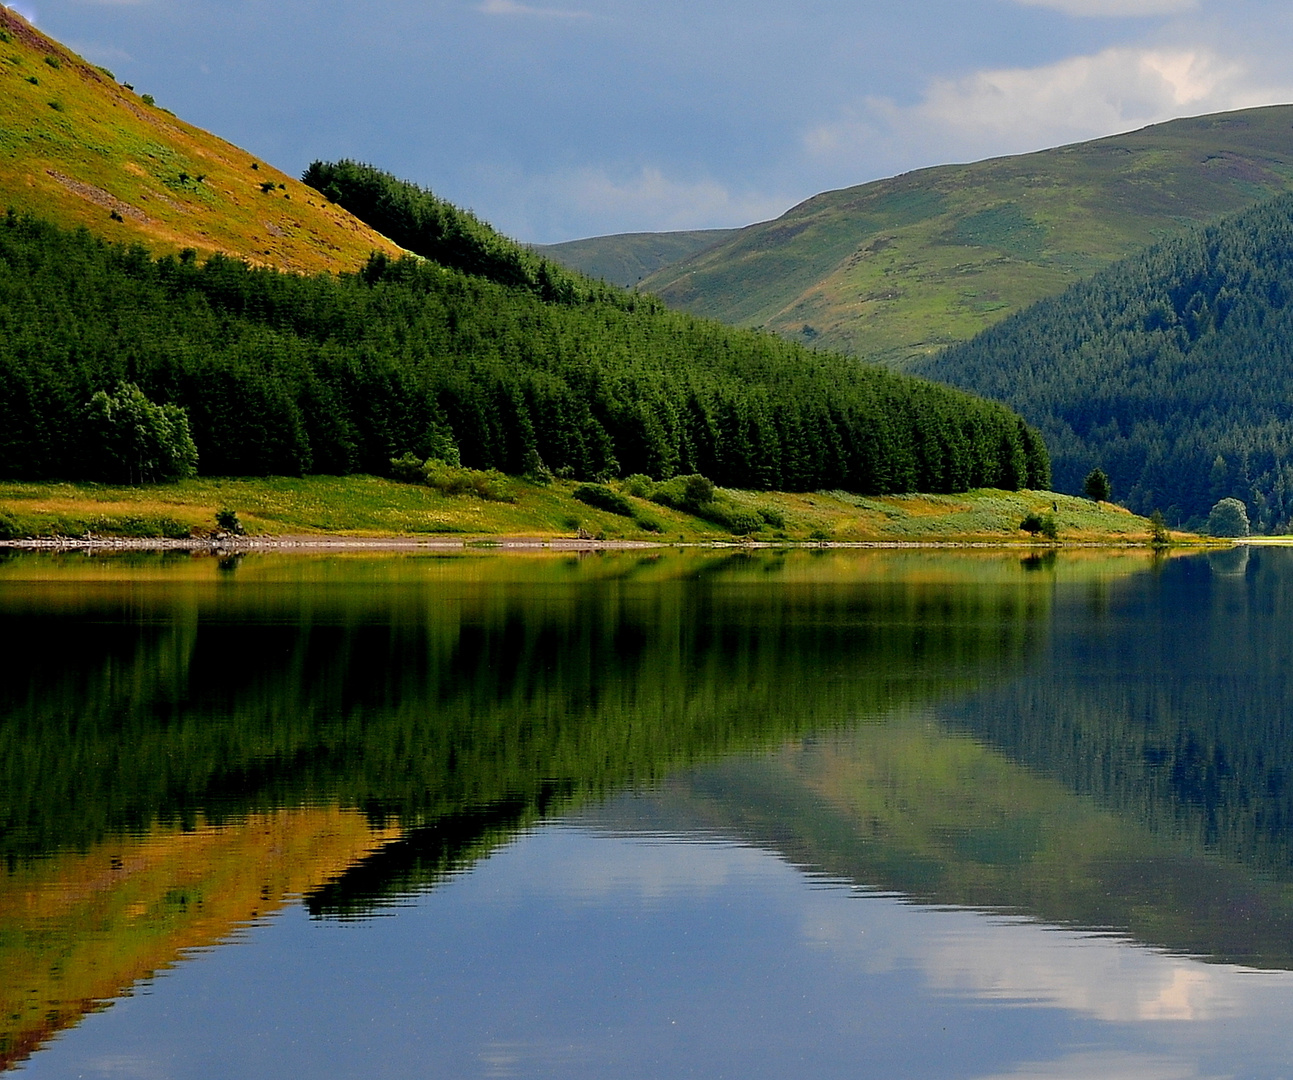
xmin=0 ymin=8 xmax=400 ymax=272
xmin=0 ymin=476 xmax=1161 ymax=543
xmin=637 ymin=106 xmax=1293 ymax=366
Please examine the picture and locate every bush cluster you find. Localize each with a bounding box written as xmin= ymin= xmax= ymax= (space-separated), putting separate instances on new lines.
xmin=390 ymin=453 xmax=515 ymax=502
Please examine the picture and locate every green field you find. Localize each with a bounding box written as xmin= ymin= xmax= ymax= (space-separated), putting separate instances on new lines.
xmin=0 ymin=475 xmax=1167 ymax=544
xmin=613 ymin=107 xmax=1293 ymax=367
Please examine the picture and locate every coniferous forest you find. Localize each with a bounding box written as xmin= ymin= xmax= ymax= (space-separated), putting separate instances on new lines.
xmin=918 ymin=191 xmax=1293 ymax=530
xmin=0 ymin=185 xmax=1049 ymax=494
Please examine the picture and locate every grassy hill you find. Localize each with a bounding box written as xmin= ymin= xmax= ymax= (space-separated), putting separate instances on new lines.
xmin=634 ymin=106 xmax=1293 ymax=366
xmin=0 ymin=7 xmax=399 ymax=273
xmin=534 ymin=228 xmax=739 ymax=288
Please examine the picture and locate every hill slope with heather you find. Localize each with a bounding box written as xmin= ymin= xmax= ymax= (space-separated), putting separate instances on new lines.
xmin=0 ymin=7 xmax=399 ymax=273
xmin=624 ymin=107 xmax=1293 ymax=366
xmin=915 ymin=190 xmax=1293 ymax=531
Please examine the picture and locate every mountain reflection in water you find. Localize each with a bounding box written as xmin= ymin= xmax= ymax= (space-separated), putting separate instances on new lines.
xmin=5 ymin=546 xmax=1293 ymax=1077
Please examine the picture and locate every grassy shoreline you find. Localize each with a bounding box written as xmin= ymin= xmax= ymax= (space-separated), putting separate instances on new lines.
xmin=0 ymin=475 xmax=1194 ymax=546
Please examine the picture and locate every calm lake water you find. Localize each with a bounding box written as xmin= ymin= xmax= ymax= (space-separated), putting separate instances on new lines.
xmin=4 ymin=545 xmax=1293 ymax=1079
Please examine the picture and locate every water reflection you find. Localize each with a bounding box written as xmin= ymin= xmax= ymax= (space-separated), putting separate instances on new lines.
xmin=7 ymin=547 xmax=1293 ymax=1077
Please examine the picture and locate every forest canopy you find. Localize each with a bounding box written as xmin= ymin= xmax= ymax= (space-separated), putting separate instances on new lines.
xmin=917 ymin=191 xmax=1293 ymax=530
xmin=0 ymin=205 xmax=1048 ymax=493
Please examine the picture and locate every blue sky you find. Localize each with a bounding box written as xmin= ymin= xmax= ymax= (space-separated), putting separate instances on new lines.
xmin=13 ymin=0 xmax=1293 ymax=242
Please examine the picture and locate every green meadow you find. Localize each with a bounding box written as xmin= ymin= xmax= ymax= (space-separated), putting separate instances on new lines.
xmin=0 ymin=475 xmax=1164 ymax=544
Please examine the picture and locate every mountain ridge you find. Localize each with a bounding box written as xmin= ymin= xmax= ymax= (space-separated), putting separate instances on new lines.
xmin=533 ymin=228 xmax=740 ymax=288
xmin=547 ymin=106 xmax=1293 ymax=366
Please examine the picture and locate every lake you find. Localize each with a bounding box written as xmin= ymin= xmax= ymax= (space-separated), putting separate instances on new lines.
xmin=4 ymin=545 xmax=1293 ymax=1079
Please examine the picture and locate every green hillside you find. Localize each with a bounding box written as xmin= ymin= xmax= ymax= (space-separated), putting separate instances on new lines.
xmin=0 ymin=7 xmax=399 ymax=274
xmin=534 ymin=228 xmax=739 ymax=288
xmin=915 ymin=191 xmax=1293 ymax=530
xmin=0 ymin=7 xmax=1052 ymax=503
xmin=637 ymin=106 xmax=1293 ymax=366
xmin=0 ymin=208 xmax=1049 ymax=495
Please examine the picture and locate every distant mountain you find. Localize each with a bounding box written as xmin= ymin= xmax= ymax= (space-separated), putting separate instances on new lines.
xmin=636 ymin=106 xmax=1293 ymax=367
xmin=915 ymin=190 xmax=1293 ymax=530
xmin=534 ymin=229 xmax=739 ymax=288
xmin=0 ymin=7 xmax=399 ymax=273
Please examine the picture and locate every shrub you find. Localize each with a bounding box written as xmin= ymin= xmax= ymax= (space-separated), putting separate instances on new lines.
xmin=757 ymin=505 xmax=785 ymax=529
xmin=389 ymin=451 xmax=426 ymax=484
xmin=722 ymin=509 xmax=763 ymax=536
xmin=140 ymin=93 xmax=155 ymax=106
xmin=1039 ymin=513 xmax=1059 ymax=541
xmin=259 ymin=180 xmax=277 ymax=194
xmin=216 ymin=507 xmax=245 ymax=535
xmin=621 ymin=474 xmax=655 ymax=498
xmin=633 ymin=515 xmax=663 ymax=533
xmin=0 ymin=510 xmax=26 ymax=540
xmin=650 ymin=473 xmax=716 ymax=513
xmin=427 ymin=460 xmax=514 ymax=502
xmin=1019 ymin=512 xmax=1043 ymax=535
xmin=43 ymin=55 xmax=60 ymax=69
xmin=573 ymin=483 xmax=634 ymax=517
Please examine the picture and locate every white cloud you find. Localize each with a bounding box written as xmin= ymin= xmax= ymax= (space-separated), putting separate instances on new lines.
xmin=803 ymin=904 xmax=1254 ymax=1024
xmin=1011 ymin=0 xmax=1198 ymax=16
xmin=806 ymin=45 xmax=1293 ymax=172
xmin=65 ymin=40 xmax=133 ymax=65
xmin=555 ymin=166 xmax=790 ymax=235
xmin=974 ymin=1050 xmax=1211 ymax=1080
xmin=518 ymin=826 xmax=778 ymax=903
xmin=477 ymin=0 xmax=591 ymax=18
xmin=481 ymin=164 xmax=792 ymax=242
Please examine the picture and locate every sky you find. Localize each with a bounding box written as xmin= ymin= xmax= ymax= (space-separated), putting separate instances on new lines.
xmin=12 ymin=0 xmax=1293 ymax=243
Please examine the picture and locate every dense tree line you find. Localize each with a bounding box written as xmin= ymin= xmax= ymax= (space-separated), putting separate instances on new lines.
xmin=0 ymin=208 xmax=1048 ymax=491
xmin=918 ymin=191 xmax=1293 ymax=530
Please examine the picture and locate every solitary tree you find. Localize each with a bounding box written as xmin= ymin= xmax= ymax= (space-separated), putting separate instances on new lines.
xmin=1083 ymin=468 xmax=1111 ymax=502
xmin=1149 ymin=509 xmax=1171 ymax=547
xmin=1207 ymin=497 xmax=1250 ymax=538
